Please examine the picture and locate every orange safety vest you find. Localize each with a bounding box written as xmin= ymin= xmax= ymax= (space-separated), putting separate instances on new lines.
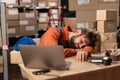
xmin=37 ymin=26 xmax=95 ymax=57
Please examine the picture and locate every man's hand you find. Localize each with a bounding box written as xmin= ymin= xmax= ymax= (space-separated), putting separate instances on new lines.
xmin=76 ymin=50 xmax=88 ymax=62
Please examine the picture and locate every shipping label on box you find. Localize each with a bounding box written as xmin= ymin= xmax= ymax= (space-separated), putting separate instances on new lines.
xmin=8 ymin=9 xmax=18 ymax=15
xmin=3 ymin=0 xmax=18 ymax=6
xmin=26 ymin=26 xmax=35 ymax=31
xmin=19 ymin=20 xmax=28 ymax=25
xmin=99 ymin=32 xmax=117 ymax=43
xmin=22 ymin=0 xmax=32 ymax=3
xmin=19 ymin=19 xmax=34 ymax=25
xmin=96 ymin=9 xmax=117 ymax=20
xmin=77 ymin=22 xmax=97 ymax=31
xmin=4 ymin=0 xmax=16 ymax=4
xmin=8 ymin=28 xmax=16 ymax=34
xmin=77 ymin=22 xmax=89 ymax=29
xmin=101 ymin=42 xmax=117 ymax=52
xmin=20 ymin=0 xmax=32 ymax=6
xmin=77 ymin=0 xmax=90 ymax=5
xmin=8 ymin=27 xmax=19 ymax=37
xmin=97 ymin=21 xmax=117 ymax=33
xmin=19 ymin=25 xmax=35 ymax=36
xmin=25 ymin=13 xmax=34 ymax=18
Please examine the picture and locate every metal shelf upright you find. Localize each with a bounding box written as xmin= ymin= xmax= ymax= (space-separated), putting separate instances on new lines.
xmin=0 ymin=2 xmax=8 ymax=80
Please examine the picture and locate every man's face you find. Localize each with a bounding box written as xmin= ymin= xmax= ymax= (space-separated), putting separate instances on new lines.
xmin=74 ymin=35 xmax=90 ymax=49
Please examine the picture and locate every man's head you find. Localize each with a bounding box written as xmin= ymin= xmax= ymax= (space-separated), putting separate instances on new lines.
xmin=69 ymin=28 xmax=97 ymax=49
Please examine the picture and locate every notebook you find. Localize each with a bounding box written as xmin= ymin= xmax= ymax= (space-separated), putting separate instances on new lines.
xmin=19 ymin=45 xmax=71 ymax=70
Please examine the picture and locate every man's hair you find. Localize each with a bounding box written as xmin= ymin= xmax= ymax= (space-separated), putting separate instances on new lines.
xmin=69 ymin=28 xmax=98 ymax=49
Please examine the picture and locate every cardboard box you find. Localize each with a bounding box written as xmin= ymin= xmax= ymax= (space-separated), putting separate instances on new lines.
xmin=6 ymin=8 xmax=19 ymax=20
xmin=38 ymin=23 xmax=49 ymax=30
xmin=47 ymin=0 xmax=58 ymax=7
xmin=64 ymin=18 xmax=76 ymax=32
xmin=100 ymin=42 xmax=117 ymax=52
xmin=7 ymin=20 xmax=19 ymax=27
xmin=76 ymin=11 xmax=96 ymax=22
xmin=8 ymin=26 xmax=19 ymax=37
xmin=69 ymin=0 xmax=98 ymax=11
xmin=77 ymin=0 xmax=98 ymax=11
xmin=96 ymin=9 xmax=117 ymax=20
xmin=98 ymin=2 xmax=119 ymax=10
xmin=19 ymin=25 xmax=36 ymax=36
xmin=19 ymin=13 xmax=34 ymax=19
xmin=76 ymin=21 xmax=97 ymax=31
xmin=4 ymin=0 xmax=18 ymax=6
xmin=6 ymin=8 xmax=18 ymax=15
xmin=37 ymin=0 xmax=47 ymax=7
xmin=99 ymin=32 xmax=117 ymax=43
xmin=97 ymin=20 xmax=117 ymax=33
xmin=69 ymin=0 xmax=77 ymax=11
xmin=6 ymin=14 xmax=19 ymax=20
xmin=39 ymin=13 xmax=48 ymax=18
xmin=38 ymin=17 xmax=49 ymax=23
xmin=19 ymin=19 xmax=34 ymax=26
xmin=19 ymin=0 xmax=33 ymax=6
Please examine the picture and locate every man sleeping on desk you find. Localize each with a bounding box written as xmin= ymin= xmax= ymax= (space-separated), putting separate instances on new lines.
xmin=37 ymin=25 xmax=98 ymax=62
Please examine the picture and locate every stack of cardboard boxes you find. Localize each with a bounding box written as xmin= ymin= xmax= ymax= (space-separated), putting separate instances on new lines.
xmin=96 ymin=9 xmax=118 ymax=52
xmin=69 ymin=0 xmax=119 ymax=31
xmin=19 ymin=11 xmax=35 ymax=36
xmin=37 ymin=0 xmax=59 ymax=30
xmin=6 ymin=0 xmax=19 ymax=37
xmin=4 ymin=0 xmax=60 ymax=37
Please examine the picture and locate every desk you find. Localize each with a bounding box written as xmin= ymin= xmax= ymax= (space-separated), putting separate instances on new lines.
xmin=19 ymin=57 xmax=120 ymax=80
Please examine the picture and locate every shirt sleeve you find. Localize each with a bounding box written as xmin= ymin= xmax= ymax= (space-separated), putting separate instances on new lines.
xmin=64 ymin=48 xmax=76 ymax=57
xmin=37 ymin=27 xmax=60 ymax=46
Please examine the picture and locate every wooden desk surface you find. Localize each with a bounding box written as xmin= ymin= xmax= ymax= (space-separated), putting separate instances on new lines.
xmin=19 ymin=56 xmax=120 ymax=80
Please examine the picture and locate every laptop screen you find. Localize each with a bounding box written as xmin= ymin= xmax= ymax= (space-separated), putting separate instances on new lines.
xmin=19 ymin=45 xmax=66 ymax=70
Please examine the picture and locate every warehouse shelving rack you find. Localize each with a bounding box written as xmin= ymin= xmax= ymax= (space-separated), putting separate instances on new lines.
xmin=0 ymin=2 xmax=8 ymax=80
xmin=7 ymin=0 xmax=62 ymax=38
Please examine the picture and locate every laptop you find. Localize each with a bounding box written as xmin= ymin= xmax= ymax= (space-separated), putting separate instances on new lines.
xmin=19 ymin=45 xmax=71 ymax=70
